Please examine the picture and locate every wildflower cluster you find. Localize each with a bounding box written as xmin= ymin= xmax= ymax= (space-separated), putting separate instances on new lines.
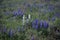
xmin=0 ymin=0 xmax=60 ymax=40
xmin=32 ymin=19 xmax=49 ymax=30
xmin=13 ymin=9 xmax=24 ymax=16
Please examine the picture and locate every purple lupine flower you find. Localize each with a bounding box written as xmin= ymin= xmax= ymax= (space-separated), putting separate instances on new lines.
xmin=32 ymin=19 xmax=39 ymax=29
xmin=41 ymin=9 xmax=48 ymax=13
xmin=43 ymin=21 xmax=49 ymax=28
xmin=44 ymin=0 xmax=50 ymax=2
xmin=54 ymin=12 xmax=60 ymax=18
xmin=8 ymin=29 xmax=14 ymax=37
xmin=31 ymin=36 xmax=34 ymax=40
xmin=13 ymin=9 xmax=24 ymax=16
xmin=0 ymin=24 xmax=3 ymax=32
xmin=56 ymin=5 xmax=60 ymax=9
xmin=4 ymin=11 xmax=10 ymax=16
xmin=48 ymin=17 xmax=51 ymax=21
xmin=2 ymin=26 xmax=7 ymax=33
xmin=8 ymin=3 xmax=15 ymax=7
xmin=17 ymin=9 xmax=24 ymax=16
xmin=38 ymin=4 xmax=45 ymax=8
xmin=55 ymin=29 xmax=60 ymax=33
xmin=33 ymin=3 xmax=38 ymax=8
xmin=0 ymin=5 xmax=5 ymax=8
xmin=13 ymin=11 xmax=18 ymax=16
xmin=30 ymin=8 xmax=33 ymax=12
xmin=26 ymin=3 xmax=31 ymax=7
xmin=47 ymin=4 xmax=55 ymax=12
xmin=39 ymin=21 xmax=43 ymax=28
xmin=51 ymin=17 xmax=56 ymax=21
xmin=35 ymin=25 xmax=39 ymax=29
xmin=22 ymin=1 xmax=27 ymax=6
xmin=29 ymin=6 xmax=33 ymax=12
xmin=21 ymin=26 xmax=25 ymax=32
xmin=22 ymin=1 xmax=31 ymax=8
xmin=17 ymin=26 xmax=20 ymax=32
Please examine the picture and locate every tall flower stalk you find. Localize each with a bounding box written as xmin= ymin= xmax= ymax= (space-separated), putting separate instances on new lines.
xmin=22 ymin=15 xmax=25 ymax=25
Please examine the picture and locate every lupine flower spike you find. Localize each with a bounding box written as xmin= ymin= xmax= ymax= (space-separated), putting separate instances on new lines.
xmin=43 ymin=21 xmax=49 ymax=28
xmin=22 ymin=15 xmax=25 ymax=25
xmin=32 ymin=19 xmax=39 ymax=29
xmin=52 ymin=17 xmax=56 ymax=21
xmin=26 ymin=14 xmax=31 ymax=23
xmin=31 ymin=36 xmax=34 ymax=40
xmin=3 ymin=26 xmax=7 ymax=33
xmin=28 ymin=14 xmax=31 ymax=19
xmin=8 ymin=29 xmax=14 ymax=37
xmin=17 ymin=26 xmax=20 ymax=32
xmin=39 ymin=21 xmax=43 ymax=28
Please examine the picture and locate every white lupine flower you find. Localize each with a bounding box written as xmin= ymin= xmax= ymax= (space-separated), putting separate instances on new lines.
xmin=22 ymin=15 xmax=25 ymax=25
xmin=28 ymin=14 xmax=31 ymax=19
xmin=22 ymin=14 xmax=31 ymax=25
xmin=26 ymin=19 xmax=29 ymax=23
xmin=26 ymin=14 xmax=31 ymax=23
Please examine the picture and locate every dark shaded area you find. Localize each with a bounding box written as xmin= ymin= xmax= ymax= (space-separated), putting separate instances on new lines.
xmin=0 ymin=0 xmax=3 ymax=4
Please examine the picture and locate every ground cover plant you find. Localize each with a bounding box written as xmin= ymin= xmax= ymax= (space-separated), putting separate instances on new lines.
xmin=0 ymin=0 xmax=60 ymax=40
